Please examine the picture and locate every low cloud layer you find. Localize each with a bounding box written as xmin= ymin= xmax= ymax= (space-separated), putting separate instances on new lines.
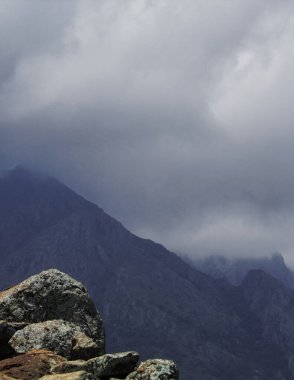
xmin=1 ymin=1 xmax=294 ymax=265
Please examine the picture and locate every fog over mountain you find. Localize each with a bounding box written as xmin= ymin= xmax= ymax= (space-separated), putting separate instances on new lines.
xmin=3 ymin=167 xmax=294 ymax=380
xmin=191 ymin=253 xmax=294 ymax=289
xmin=1 ymin=1 xmax=294 ymax=264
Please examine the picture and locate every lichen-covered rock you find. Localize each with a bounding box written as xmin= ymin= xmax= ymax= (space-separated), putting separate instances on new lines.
xmin=39 ymin=370 xmax=97 ymax=380
xmin=0 ymin=320 xmax=27 ymax=359
xmin=87 ymin=351 xmax=139 ymax=378
xmin=53 ymin=351 xmax=139 ymax=378
xmin=126 ymin=359 xmax=178 ymax=380
xmin=0 ymin=349 xmax=65 ymax=379
xmin=9 ymin=319 xmax=100 ymax=360
xmin=0 ymin=269 xmax=104 ymax=355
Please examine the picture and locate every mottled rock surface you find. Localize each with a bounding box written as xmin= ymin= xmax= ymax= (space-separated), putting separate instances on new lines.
xmin=53 ymin=351 xmax=139 ymax=378
xmin=87 ymin=352 xmax=139 ymax=378
xmin=9 ymin=319 xmax=100 ymax=360
xmin=0 ymin=350 xmax=64 ymax=379
xmin=126 ymin=359 xmax=178 ymax=380
xmin=39 ymin=371 xmax=96 ymax=380
xmin=0 ymin=269 xmax=104 ymax=355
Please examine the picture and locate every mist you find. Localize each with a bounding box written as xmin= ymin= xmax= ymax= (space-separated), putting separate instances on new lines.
xmin=1 ymin=0 xmax=294 ymax=266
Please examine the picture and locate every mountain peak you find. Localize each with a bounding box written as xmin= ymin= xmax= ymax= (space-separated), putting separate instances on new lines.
xmin=1 ymin=165 xmax=54 ymax=183
xmin=272 ymin=252 xmax=285 ymax=265
xmin=192 ymin=252 xmax=294 ymax=290
xmin=2 ymin=165 xmax=36 ymax=178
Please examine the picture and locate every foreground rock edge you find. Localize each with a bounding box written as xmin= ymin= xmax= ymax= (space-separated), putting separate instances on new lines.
xmin=0 ymin=269 xmax=179 ymax=379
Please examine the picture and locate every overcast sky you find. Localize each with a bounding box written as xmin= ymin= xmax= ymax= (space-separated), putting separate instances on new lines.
xmin=1 ymin=0 xmax=294 ymax=265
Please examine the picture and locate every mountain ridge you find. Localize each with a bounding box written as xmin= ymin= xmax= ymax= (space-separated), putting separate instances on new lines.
xmin=191 ymin=252 xmax=294 ymax=290
xmin=1 ymin=167 xmax=294 ymax=379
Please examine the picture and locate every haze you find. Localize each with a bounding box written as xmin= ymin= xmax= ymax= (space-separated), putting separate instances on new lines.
xmin=1 ymin=0 xmax=294 ymax=265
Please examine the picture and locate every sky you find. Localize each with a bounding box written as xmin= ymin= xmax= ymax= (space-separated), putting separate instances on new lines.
xmin=1 ymin=0 xmax=294 ymax=265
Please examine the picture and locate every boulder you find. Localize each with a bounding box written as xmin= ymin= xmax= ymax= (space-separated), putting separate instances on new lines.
xmin=87 ymin=351 xmax=139 ymax=378
xmin=53 ymin=351 xmax=139 ymax=378
xmin=39 ymin=371 xmax=97 ymax=380
xmin=9 ymin=319 xmax=100 ymax=360
xmin=126 ymin=359 xmax=178 ymax=380
xmin=0 ymin=270 xmax=179 ymax=380
xmin=0 ymin=349 xmax=64 ymax=380
xmin=0 ymin=269 xmax=104 ymax=355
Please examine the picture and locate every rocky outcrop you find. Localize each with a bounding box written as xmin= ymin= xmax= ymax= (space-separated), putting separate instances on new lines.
xmin=53 ymin=351 xmax=139 ymax=377
xmin=0 ymin=270 xmax=178 ymax=380
xmin=0 ymin=269 xmax=104 ymax=356
xmin=126 ymin=359 xmax=178 ymax=379
xmin=9 ymin=320 xmax=100 ymax=360
xmin=0 ymin=350 xmax=65 ymax=379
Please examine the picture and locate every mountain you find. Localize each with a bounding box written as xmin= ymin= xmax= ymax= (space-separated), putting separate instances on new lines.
xmin=191 ymin=253 xmax=294 ymax=289
xmin=2 ymin=167 xmax=294 ymax=379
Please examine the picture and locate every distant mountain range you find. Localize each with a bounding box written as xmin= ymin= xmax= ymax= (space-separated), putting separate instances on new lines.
xmin=2 ymin=167 xmax=294 ymax=379
xmin=190 ymin=253 xmax=294 ymax=289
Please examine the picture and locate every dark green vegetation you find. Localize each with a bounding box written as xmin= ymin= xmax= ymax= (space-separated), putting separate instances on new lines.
xmin=2 ymin=167 xmax=294 ymax=379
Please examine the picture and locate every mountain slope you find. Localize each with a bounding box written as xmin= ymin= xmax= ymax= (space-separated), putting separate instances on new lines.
xmin=1 ymin=167 xmax=294 ymax=380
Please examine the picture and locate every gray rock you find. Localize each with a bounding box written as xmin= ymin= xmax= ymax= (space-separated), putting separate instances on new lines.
xmin=0 ymin=269 xmax=104 ymax=355
xmin=54 ymin=351 xmax=139 ymax=378
xmin=87 ymin=351 xmax=139 ymax=378
xmin=39 ymin=370 xmax=97 ymax=380
xmin=126 ymin=359 xmax=178 ymax=380
xmin=9 ymin=319 xmax=100 ymax=360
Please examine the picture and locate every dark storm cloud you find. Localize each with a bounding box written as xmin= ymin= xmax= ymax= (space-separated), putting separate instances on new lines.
xmin=1 ymin=0 xmax=294 ymax=265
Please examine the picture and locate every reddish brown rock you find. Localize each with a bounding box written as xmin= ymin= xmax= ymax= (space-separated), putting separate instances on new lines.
xmin=0 ymin=350 xmax=65 ymax=380
xmin=0 ymin=374 xmax=16 ymax=380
